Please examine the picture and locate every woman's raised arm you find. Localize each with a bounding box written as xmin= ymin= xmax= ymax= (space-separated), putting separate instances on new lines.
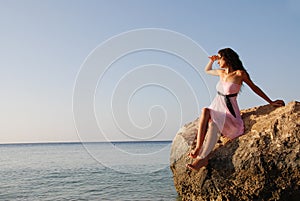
xmin=205 ymin=56 xmax=222 ymax=76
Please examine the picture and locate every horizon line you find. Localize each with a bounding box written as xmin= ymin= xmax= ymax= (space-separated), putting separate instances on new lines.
xmin=0 ymin=139 xmax=173 ymax=146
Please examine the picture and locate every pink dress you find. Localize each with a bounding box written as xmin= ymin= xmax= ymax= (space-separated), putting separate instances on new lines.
xmin=208 ymin=79 xmax=244 ymax=139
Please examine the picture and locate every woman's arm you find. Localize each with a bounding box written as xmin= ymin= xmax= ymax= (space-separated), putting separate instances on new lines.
xmin=242 ymin=71 xmax=285 ymax=107
xmin=205 ymin=55 xmax=222 ymax=76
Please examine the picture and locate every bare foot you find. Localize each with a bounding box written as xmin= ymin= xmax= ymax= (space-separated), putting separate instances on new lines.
xmin=186 ymin=157 xmax=208 ymax=171
xmin=187 ymin=147 xmax=201 ymax=159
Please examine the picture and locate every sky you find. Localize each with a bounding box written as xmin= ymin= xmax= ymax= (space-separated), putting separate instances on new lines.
xmin=0 ymin=0 xmax=299 ymax=143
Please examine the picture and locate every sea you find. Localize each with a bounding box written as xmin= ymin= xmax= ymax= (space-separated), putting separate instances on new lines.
xmin=0 ymin=141 xmax=180 ymax=201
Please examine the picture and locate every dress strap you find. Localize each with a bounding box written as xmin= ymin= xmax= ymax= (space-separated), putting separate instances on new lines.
xmin=217 ymin=91 xmax=237 ymax=118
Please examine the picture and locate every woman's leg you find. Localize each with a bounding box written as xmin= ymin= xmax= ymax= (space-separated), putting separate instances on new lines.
xmin=197 ymin=121 xmax=219 ymax=159
xmin=187 ymin=121 xmax=219 ymax=171
xmin=189 ymin=108 xmax=211 ymax=158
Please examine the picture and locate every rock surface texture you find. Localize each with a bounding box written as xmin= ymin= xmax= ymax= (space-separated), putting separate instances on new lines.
xmin=170 ymin=101 xmax=300 ymax=201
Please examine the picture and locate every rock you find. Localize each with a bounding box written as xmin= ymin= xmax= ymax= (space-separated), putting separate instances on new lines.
xmin=170 ymin=101 xmax=300 ymax=201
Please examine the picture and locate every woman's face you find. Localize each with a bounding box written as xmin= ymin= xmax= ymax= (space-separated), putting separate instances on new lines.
xmin=217 ymin=54 xmax=227 ymax=68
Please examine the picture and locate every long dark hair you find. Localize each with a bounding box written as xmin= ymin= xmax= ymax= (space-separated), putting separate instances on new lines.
xmin=218 ymin=48 xmax=249 ymax=76
xmin=218 ymin=48 xmax=250 ymax=89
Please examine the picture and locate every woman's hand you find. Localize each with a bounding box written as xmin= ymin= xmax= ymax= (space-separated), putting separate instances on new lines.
xmin=270 ymin=99 xmax=285 ymax=107
xmin=205 ymin=55 xmax=222 ymax=76
xmin=208 ymin=55 xmax=220 ymax=62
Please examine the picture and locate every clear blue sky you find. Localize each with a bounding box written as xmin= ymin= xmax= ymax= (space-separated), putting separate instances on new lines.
xmin=0 ymin=0 xmax=299 ymax=143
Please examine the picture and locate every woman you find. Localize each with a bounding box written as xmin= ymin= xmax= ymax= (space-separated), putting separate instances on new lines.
xmin=186 ymin=48 xmax=284 ymax=171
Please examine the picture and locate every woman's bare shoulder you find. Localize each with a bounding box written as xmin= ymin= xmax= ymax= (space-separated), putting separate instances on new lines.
xmin=237 ymin=70 xmax=248 ymax=78
xmin=235 ymin=70 xmax=243 ymax=75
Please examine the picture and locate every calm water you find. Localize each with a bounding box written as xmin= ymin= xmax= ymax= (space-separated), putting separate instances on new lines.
xmin=0 ymin=141 xmax=179 ymax=200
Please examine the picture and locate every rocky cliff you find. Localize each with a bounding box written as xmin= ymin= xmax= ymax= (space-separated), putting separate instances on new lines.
xmin=170 ymin=101 xmax=300 ymax=201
